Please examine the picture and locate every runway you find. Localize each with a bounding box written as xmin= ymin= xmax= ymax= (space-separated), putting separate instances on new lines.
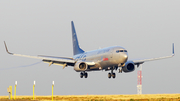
xmin=0 ymin=94 xmax=180 ymax=101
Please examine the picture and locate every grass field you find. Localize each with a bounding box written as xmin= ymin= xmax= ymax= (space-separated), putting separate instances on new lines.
xmin=0 ymin=94 xmax=180 ymax=101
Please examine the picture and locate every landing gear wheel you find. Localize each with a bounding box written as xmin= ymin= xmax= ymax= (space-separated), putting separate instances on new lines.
xmin=84 ymin=73 xmax=88 ymax=78
xmin=80 ymin=72 xmax=83 ymax=78
xmin=108 ymin=73 xmax=111 ymax=78
xmin=119 ymin=68 xmax=122 ymax=73
xmin=112 ymin=73 xmax=116 ymax=78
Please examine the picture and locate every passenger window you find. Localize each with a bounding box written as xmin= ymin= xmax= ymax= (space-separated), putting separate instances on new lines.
xmin=124 ymin=50 xmax=127 ymax=52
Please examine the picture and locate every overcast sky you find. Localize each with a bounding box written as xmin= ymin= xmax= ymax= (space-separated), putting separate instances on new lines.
xmin=0 ymin=0 xmax=179 ymax=95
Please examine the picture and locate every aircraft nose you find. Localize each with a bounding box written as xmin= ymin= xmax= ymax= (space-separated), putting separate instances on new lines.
xmin=124 ymin=53 xmax=128 ymax=62
xmin=120 ymin=53 xmax=128 ymax=63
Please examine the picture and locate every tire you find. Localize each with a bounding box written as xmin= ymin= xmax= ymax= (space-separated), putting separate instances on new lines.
xmin=119 ymin=69 xmax=122 ymax=73
xmin=80 ymin=73 xmax=83 ymax=78
xmin=84 ymin=73 xmax=88 ymax=78
xmin=112 ymin=73 xmax=116 ymax=78
xmin=108 ymin=73 xmax=111 ymax=78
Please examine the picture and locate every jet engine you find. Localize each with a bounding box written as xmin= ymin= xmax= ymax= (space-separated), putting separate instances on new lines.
xmin=122 ymin=61 xmax=135 ymax=72
xmin=74 ymin=61 xmax=88 ymax=72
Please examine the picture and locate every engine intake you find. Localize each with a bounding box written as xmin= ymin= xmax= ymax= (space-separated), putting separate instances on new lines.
xmin=74 ymin=61 xmax=88 ymax=72
xmin=122 ymin=61 xmax=135 ymax=73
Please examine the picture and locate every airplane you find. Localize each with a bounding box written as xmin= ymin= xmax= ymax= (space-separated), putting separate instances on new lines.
xmin=4 ymin=21 xmax=175 ymax=79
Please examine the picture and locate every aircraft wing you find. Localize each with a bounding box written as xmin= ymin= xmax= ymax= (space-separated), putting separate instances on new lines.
xmin=4 ymin=41 xmax=75 ymax=68
xmin=132 ymin=43 xmax=175 ymax=66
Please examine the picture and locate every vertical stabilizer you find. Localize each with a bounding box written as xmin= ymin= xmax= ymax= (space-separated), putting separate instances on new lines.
xmin=71 ymin=21 xmax=85 ymax=55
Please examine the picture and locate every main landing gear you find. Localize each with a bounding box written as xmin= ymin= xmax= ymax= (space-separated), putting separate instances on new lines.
xmin=80 ymin=72 xmax=88 ymax=78
xmin=108 ymin=69 xmax=116 ymax=79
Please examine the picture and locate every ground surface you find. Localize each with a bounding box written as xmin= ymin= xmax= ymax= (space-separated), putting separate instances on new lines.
xmin=0 ymin=94 xmax=180 ymax=101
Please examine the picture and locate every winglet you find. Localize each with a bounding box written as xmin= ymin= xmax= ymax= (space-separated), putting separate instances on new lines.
xmin=4 ymin=41 xmax=13 ymax=55
xmin=172 ymin=43 xmax=175 ymax=56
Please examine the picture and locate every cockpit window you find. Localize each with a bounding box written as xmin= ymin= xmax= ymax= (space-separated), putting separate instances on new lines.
xmin=120 ymin=50 xmax=124 ymax=52
xmin=116 ymin=50 xmax=127 ymax=53
xmin=116 ymin=50 xmax=120 ymax=53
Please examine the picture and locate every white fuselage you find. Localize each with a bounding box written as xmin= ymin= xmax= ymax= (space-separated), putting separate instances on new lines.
xmin=73 ymin=46 xmax=128 ymax=71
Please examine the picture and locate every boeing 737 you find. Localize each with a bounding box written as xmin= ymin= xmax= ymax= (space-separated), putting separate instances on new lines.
xmin=4 ymin=21 xmax=175 ymax=79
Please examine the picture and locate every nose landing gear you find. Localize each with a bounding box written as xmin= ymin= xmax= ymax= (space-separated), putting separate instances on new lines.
xmin=118 ymin=63 xmax=124 ymax=73
xmin=119 ymin=67 xmax=122 ymax=73
xmin=80 ymin=72 xmax=88 ymax=78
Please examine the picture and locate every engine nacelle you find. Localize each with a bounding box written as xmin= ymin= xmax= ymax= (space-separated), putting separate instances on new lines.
xmin=122 ymin=61 xmax=135 ymax=73
xmin=74 ymin=61 xmax=88 ymax=72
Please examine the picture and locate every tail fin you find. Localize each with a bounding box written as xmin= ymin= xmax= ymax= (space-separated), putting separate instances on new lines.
xmin=71 ymin=21 xmax=85 ymax=55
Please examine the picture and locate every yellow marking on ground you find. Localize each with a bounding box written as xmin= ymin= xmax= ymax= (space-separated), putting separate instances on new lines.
xmin=0 ymin=94 xmax=180 ymax=101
